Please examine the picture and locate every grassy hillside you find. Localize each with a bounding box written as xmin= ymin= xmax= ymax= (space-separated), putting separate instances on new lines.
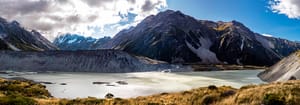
xmin=0 ymin=78 xmax=299 ymax=105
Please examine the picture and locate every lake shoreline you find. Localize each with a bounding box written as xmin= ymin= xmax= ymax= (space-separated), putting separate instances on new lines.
xmin=0 ymin=77 xmax=298 ymax=105
xmin=187 ymin=64 xmax=266 ymax=71
xmin=0 ymin=70 xmax=264 ymax=99
xmin=0 ymin=64 xmax=266 ymax=74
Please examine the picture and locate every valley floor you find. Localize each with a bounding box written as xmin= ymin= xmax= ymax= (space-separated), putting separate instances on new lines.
xmin=0 ymin=78 xmax=299 ymax=105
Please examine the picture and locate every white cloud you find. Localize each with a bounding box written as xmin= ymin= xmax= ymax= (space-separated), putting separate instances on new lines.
xmin=0 ymin=0 xmax=167 ymax=41
xmin=269 ymin=0 xmax=300 ymax=19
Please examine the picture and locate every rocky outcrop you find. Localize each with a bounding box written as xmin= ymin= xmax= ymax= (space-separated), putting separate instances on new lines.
xmin=0 ymin=17 xmax=58 ymax=51
xmin=53 ymin=34 xmax=111 ymax=50
xmin=101 ymin=10 xmax=300 ymax=66
xmin=258 ymin=51 xmax=300 ymax=82
xmin=0 ymin=50 xmax=189 ymax=73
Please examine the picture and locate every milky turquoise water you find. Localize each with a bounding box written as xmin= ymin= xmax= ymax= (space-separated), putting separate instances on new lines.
xmin=0 ymin=70 xmax=264 ymax=99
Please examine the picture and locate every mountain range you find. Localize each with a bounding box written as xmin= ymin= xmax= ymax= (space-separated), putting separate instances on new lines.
xmin=0 ymin=17 xmax=57 ymax=51
xmin=100 ymin=10 xmax=300 ymax=66
xmin=1 ymin=10 xmax=300 ymax=68
xmin=53 ymin=34 xmax=111 ymax=50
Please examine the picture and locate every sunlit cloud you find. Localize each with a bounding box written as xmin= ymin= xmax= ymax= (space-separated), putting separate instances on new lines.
xmin=269 ymin=0 xmax=300 ymax=19
xmin=0 ymin=0 xmax=167 ymax=41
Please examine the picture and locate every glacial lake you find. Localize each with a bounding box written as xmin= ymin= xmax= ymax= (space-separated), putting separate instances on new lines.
xmin=0 ymin=70 xmax=264 ymax=99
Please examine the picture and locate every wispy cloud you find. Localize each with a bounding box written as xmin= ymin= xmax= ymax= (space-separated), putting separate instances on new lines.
xmin=269 ymin=0 xmax=300 ymax=19
xmin=0 ymin=0 xmax=167 ymax=41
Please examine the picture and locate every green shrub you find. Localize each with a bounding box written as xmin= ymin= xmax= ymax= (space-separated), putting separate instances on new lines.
xmin=0 ymin=95 xmax=37 ymax=105
xmin=147 ymin=102 xmax=160 ymax=105
xmin=201 ymin=94 xmax=218 ymax=105
xmin=208 ymin=85 xmax=218 ymax=90
xmin=263 ymin=93 xmax=285 ymax=105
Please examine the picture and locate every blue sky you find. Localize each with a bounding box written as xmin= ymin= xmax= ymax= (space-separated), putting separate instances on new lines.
xmin=167 ymin=0 xmax=300 ymax=41
xmin=1 ymin=0 xmax=299 ymax=41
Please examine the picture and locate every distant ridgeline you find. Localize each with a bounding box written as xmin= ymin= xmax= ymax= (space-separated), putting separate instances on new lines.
xmin=100 ymin=10 xmax=300 ymax=66
xmin=54 ymin=10 xmax=300 ymax=66
xmin=53 ymin=34 xmax=111 ymax=51
xmin=1 ymin=10 xmax=300 ymax=68
xmin=0 ymin=50 xmax=189 ymax=72
xmin=0 ymin=17 xmax=57 ymax=51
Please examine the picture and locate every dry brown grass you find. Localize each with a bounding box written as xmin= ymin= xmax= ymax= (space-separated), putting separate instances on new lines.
xmin=1 ymin=78 xmax=300 ymax=105
xmin=218 ymin=80 xmax=300 ymax=105
xmin=38 ymin=81 xmax=300 ymax=105
xmin=214 ymin=23 xmax=233 ymax=31
xmin=296 ymin=50 xmax=300 ymax=58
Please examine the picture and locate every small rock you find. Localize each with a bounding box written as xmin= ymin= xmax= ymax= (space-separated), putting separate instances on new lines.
xmin=8 ymin=74 xmax=21 ymax=76
xmin=160 ymin=92 xmax=169 ymax=95
xmin=208 ymin=85 xmax=218 ymax=90
xmin=289 ymin=76 xmax=297 ymax=80
xmin=92 ymin=82 xmax=109 ymax=85
xmin=116 ymin=81 xmax=128 ymax=85
xmin=221 ymin=90 xmax=236 ymax=97
xmin=60 ymin=83 xmax=67 ymax=85
xmin=105 ymin=93 xmax=114 ymax=99
xmin=0 ymin=71 xmax=9 ymax=74
xmin=39 ymin=81 xmax=54 ymax=84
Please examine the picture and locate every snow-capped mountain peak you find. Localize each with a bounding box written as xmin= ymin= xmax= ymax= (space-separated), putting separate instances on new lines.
xmin=53 ymin=34 xmax=111 ymax=50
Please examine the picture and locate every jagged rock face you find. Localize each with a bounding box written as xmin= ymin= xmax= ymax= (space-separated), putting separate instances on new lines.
xmin=0 ymin=50 xmax=189 ymax=73
xmin=102 ymin=10 xmax=219 ymax=64
xmin=255 ymin=35 xmax=300 ymax=57
xmin=0 ymin=17 xmax=58 ymax=51
xmin=207 ymin=21 xmax=281 ymax=66
xmin=258 ymin=51 xmax=300 ymax=82
xmin=53 ymin=34 xmax=111 ymax=50
xmin=102 ymin=10 xmax=300 ymax=66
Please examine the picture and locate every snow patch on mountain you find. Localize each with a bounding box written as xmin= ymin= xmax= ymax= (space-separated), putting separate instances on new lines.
xmin=68 ymin=38 xmax=77 ymax=44
xmin=185 ymin=37 xmax=220 ymax=64
xmin=6 ymin=43 xmax=21 ymax=51
xmin=53 ymin=34 xmax=111 ymax=50
xmin=240 ymin=37 xmax=245 ymax=51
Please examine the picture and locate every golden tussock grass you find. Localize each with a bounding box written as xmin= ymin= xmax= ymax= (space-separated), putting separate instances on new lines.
xmin=1 ymin=78 xmax=300 ymax=105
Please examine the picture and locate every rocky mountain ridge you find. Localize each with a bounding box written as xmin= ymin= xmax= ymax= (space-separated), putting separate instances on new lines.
xmin=100 ymin=10 xmax=300 ymax=66
xmin=53 ymin=34 xmax=111 ymax=50
xmin=0 ymin=50 xmax=189 ymax=73
xmin=258 ymin=50 xmax=300 ymax=82
xmin=0 ymin=17 xmax=58 ymax=51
